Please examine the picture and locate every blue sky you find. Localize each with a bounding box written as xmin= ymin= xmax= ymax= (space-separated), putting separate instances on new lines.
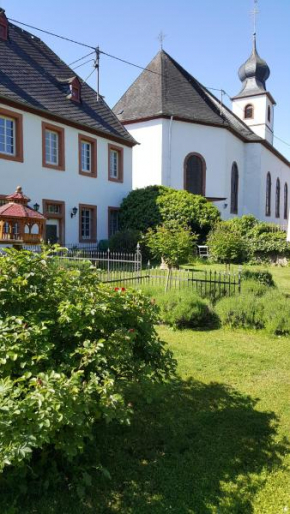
xmin=2 ymin=0 xmax=290 ymax=159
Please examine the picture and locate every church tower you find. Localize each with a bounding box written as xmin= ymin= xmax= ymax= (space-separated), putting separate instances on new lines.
xmin=232 ymin=34 xmax=275 ymax=145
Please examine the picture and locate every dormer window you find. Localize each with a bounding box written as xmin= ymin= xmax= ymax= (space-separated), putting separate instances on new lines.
xmin=244 ymin=104 xmax=254 ymax=119
xmin=69 ymin=77 xmax=81 ymax=103
xmin=0 ymin=9 xmax=8 ymax=41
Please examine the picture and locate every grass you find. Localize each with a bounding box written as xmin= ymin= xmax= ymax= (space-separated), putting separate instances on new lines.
xmin=2 ymin=326 xmax=290 ymax=514
xmin=1 ymin=265 xmax=290 ymax=513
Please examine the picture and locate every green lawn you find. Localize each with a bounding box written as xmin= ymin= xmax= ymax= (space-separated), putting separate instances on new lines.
xmin=2 ymin=265 xmax=290 ymax=513
xmin=3 ymin=325 xmax=290 ymax=514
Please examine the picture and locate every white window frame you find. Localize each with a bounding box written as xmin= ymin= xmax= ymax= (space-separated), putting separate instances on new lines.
xmin=81 ymin=140 xmax=92 ymax=173
xmin=109 ymin=149 xmax=119 ymax=179
xmin=0 ymin=116 xmax=16 ymax=156
xmin=45 ymin=129 xmax=59 ymax=165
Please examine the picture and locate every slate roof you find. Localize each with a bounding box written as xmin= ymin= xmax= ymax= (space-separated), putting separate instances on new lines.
xmin=0 ymin=16 xmax=135 ymax=146
xmin=113 ymin=50 xmax=262 ymax=143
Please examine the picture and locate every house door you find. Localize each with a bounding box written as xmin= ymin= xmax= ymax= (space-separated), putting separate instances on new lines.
xmin=45 ymin=221 xmax=59 ymax=244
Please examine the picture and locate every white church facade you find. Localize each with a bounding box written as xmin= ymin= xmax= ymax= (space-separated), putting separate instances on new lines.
xmin=114 ymin=37 xmax=289 ymax=226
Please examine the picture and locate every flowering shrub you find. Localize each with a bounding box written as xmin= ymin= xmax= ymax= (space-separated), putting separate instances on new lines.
xmin=0 ymin=248 xmax=175 ymax=479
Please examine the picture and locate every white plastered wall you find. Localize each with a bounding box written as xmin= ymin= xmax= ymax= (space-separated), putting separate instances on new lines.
xmin=232 ymin=94 xmax=274 ymax=144
xmin=0 ymin=103 xmax=132 ymax=243
xmin=124 ymin=119 xmax=163 ymax=189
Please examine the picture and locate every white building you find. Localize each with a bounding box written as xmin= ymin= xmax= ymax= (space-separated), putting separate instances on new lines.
xmin=113 ymin=35 xmax=290 ymax=226
xmin=0 ymin=8 xmax=135 ymax=246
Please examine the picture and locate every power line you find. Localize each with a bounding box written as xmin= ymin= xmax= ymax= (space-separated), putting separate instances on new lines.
xmin=8 ymin=18 xmax=95 ymax=49
xmin=72 ymin=58 xmax=95 ymax=71
xmin=69 ymin=51 xmax=95 ymax=66
xmin=9 ymin=16 xmax=290 ymax=150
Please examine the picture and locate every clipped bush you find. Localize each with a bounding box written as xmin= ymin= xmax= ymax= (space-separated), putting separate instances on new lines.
xmin=242 ymin=279 xmax=269 ymax=298
xmin=0 ymin=248 xmax=175 ymax=479
xmin=263 ymin=291 xmax=290 ymax=335
xmin=241 ymin=269 xmax=275 ymax=287
xmin=145 ymin=223 xmax=196 ymax=269
xmin=215 ymin=293 xmax=265 ymax=329
xmin=119 ymin=186 xmax=220 ymax=242
xmin=153 ymin=289 xmax=218 ymax=329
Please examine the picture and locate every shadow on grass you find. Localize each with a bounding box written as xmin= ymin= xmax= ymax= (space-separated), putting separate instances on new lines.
xmin=3 ymin=378 xmax=289 ymax=514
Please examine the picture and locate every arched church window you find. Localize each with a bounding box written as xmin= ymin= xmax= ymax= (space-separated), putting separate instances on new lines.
xmin=275 ymin=178 xmax=280 ymax=218
xmin=244 ymin=104 xmax=254 ymax=119
xmin=230 ymin=162 xmax=239 ymax=214
xmin=184 ymin=153 xmax=206 ymax=196
xmin=267 ymin=105 xmax=271 ymax=123
xmin=284 ymin=183 xmax=288 ymax=220
xmin=265 ymin=172 xmax=271 ymax=217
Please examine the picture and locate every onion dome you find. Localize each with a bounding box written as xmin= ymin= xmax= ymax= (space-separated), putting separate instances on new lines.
xmin=234 ymin=34 xmax=270 ymax=98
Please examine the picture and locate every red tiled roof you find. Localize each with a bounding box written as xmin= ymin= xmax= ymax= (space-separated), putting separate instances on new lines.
xmin=0 ymin=203 xmax=46 ymax=220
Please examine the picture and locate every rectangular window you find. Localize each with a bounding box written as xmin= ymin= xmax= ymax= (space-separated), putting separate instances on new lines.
xmin=0 ymin=117 xmax=15 ymax=155
xmin=42 ymin=122 xmax=65 ymax=170
xmin=78 ymin=134 xmax=97 ymax=177
xmin=81 ymin=141 xmax=91 ymax=172
xmin=108 ymin=144 xmax=123 ymax=182
xmin=108 ymin=208 xmax=120 ymax=238
xmin=0 ymin=108 xmax=23 ymax=162
xmin=45 ymin=130 xmax=59 ymax=165
xmin=47 ymin=203 xmax=61 ymax=214
xmin=79 ymin=204 xmax=97 ymax=243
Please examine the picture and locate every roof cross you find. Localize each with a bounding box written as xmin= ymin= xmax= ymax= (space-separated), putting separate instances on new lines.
xmin=157 ymin=31 xmax=167 ymax=50
xmin=250 ymin=0 xmax=259 ymax=36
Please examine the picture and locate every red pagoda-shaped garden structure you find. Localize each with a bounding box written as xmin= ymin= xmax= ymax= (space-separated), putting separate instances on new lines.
xmin=0 ymin=187 xmax=46 ymax=245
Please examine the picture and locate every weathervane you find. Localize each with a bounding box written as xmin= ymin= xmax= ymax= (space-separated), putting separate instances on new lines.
xmin=157 ymin=31 xmax=167 ymax=50
xmin=251 ymin=0 xmax=259 ymax=36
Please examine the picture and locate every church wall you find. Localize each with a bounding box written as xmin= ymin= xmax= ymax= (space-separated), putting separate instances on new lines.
xmin=124 ymin=120 xmax=163 ymax=189
xmin=260 ymin=145 xmax=290 ymax=226
xmin=243 ymin=144 xmax=263 ymax=218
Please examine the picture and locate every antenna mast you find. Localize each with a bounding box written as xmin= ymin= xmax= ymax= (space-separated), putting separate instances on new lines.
xmin=95 ymin=46 xmax=100 ymax=101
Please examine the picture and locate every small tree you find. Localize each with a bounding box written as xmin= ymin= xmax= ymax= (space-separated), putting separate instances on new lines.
xmin=146 ymin=224 xmax=196 ymax=290
xmin=207 ymin=222 xmax=248 ymax=265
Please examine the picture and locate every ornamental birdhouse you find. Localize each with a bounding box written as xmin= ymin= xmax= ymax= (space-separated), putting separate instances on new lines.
xmin=0 ymin=186 xmax=46 ymax=245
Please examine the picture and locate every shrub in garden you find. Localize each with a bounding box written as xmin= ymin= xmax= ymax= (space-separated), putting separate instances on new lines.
xmin=207 ymin=222 xmax=248 ymax=264
xmin=154 ymin=289 xmax=218 ymax=329
xmin=0 ymin=248 xmax=175 ymax=483
xmin=215 ymin=293 xmax=265 ymax=329
xmin=262 ymin=291 xmax=290 ymax=335
xmin=108 ymin=228 xmax=141 ymax=253
xmin=241 ymin=269 xmax=275 ymax=287
xmin=242 ymin=279 xmax=270 ymax=298
xmin=145 ymin=223 xmax=196 ymax=269
xmin=119 ymin=186 xmax=220 ymax=241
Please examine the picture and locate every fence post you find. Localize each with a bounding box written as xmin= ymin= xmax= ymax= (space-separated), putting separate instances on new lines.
xmin=238 ymin=266 xmax=242 ymax=294
xmin=107 ymin=247 xmax=110 ymax=280
xmin=136 ymin=242 xmax=142 ymax=283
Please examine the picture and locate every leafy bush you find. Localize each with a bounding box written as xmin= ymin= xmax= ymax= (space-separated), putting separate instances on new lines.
xmin=145 ymin=223 xmax=196 ymax=269
xmin=108 ymin=229 xmax=141 ymax=253
xmin=157 ymin=189 xmax=220 ymax=242
xmin=246 ymin=230 xmax=290 ymax=262
xmin=0 ymin=248 xmax=175 ymax=480
xmin=119 ymin=186 xmax=220 ymax=242
xmin=241 ymin=269 xmax=275 ymax=287
xmin=207 ymin=222 xmax=248 ymax=264
xmin=119 ymin=186 xmax=168 ymax=232
xmin=215 ymin=293 xmax=265 ymax=329
xmin=154 ymin=289 xmax=218 ymax=329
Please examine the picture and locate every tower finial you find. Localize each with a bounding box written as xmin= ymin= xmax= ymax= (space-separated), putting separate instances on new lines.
xmin=251 ymin=0 xmax=259 ymax=38
xmin=157 ymin=31 xmax=167 ymax=50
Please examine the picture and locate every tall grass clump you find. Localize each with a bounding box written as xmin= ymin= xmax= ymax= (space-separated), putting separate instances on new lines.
xmin=262 ymin=290 xmax=290 ymax=335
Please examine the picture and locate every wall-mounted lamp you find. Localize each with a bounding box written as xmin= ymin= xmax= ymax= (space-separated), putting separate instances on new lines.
xmin=223 ymin=203 xmax=228 ymax=209
xmin=33 ymin=203 xmax=40 ymax=212
xmin=71 ymin=206 xmax=78 ymax=218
